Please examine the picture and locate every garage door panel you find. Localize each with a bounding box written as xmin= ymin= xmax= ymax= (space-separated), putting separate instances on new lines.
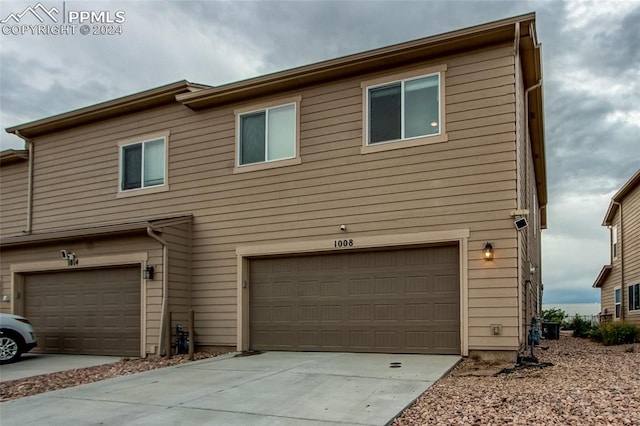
xmin=24 ymin=267 xmax=141 ymax=356
xmin=298 ymin=280 xmax=320 ymax=297
xmin=250 ymin=246 xmax=460 ymax=355
xmin=406 ymin=331 xmax=433 ymax=349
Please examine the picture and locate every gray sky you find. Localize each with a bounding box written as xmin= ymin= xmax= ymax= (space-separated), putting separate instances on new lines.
xmin=1 ymin=0 xmax=639 ymax=304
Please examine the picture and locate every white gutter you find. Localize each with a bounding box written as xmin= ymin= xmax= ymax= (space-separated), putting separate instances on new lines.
xmin=14 ymin=130 xmax=33 ymax=234
xmin=147 ymin=226 xmax=169 ymax=355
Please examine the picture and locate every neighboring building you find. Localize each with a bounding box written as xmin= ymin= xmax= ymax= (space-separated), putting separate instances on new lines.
xmin=593 ymin=169 xmax=640 ymax=324
xmin=0 ymin=13 xmax=546 ymax=361
xmin=0 ymin=150 xmax=29 ymax=238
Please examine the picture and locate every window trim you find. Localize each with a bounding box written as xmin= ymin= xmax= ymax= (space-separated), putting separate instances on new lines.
xmin=361 ymin=64 xmax=447 ymax=154
xmin=234 ymin=95 xmax=302 ymax=174
xmin=117 ymin=131 xmax=170 ymax=198
xmin=612 ymin=225 xmax=618 ymax=259
xmin=614 ymin=286 xmax=621 ymax=319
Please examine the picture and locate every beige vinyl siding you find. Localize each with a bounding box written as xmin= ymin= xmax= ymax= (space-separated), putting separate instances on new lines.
xmin=622 ymin=185 xmax=640 ymax=323
xmin=5 ymin=43 xmax=522 ymax=351
xmin=163 ymin=220 xmax=193 ymax=331
xmin=0 ymin=160 xmax=28 ymax=237
xmin=602 ymin=212 xmax=622 ymax=317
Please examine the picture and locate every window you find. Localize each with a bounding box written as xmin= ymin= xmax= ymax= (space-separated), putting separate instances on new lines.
xmin=533 ymin=192 xmax=538 ymax=240
xmin=367 ymin=73 xmax=440 ymax=144
xmin=615 ymin=287 xmax=621 ymax=319
xmin=238 ymin=103 xmax=296 ymax=166
xmin=629 ymin=284 xmax=640 ymax=312
xmin=612 ymin=226 xmax=618 ymax=259
xmin=120 ymin=136 xmax=166 ymax=192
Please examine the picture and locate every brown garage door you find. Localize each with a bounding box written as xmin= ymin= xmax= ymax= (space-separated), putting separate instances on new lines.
xmin=250 ymin=245 xmax=460 ymax=354
xmin=24 ymin=267 xmax=141 ymax=356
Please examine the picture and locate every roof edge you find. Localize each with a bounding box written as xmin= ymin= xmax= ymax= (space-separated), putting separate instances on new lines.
xmin=5 ymin=81 xmax=210 ymax=139
xmin=0 ymin=215 xmax=193 ymax=248
xmin=602 ymin=169 xmax=640 ymax=226
xmin=0 ymin=149 xmax=29 ymax=165
xmin=593 ymin=264 xmax=612 ymax=288
xmin=177 ymin=13 xmax=536 ymax=109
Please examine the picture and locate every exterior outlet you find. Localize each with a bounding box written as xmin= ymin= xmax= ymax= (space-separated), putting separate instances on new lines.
xmin=490 ymin=324 xmax=502 ymax=336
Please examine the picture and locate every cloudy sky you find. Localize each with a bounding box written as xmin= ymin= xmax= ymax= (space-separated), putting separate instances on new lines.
xmin=1 ymin=0 xmax=638 ymax=304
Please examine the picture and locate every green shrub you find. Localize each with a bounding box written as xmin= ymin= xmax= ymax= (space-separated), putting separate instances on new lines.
xmin=592 ymin=322 xmax=640 ymax=346
xmin=564 ymin=316 xmax=594 ymax=338
xmin=541 ymin=308 xmax=567 ymax=324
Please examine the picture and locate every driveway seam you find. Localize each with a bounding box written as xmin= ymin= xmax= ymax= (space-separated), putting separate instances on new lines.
xmin=170 ymin=405 xmax=377 ymax=426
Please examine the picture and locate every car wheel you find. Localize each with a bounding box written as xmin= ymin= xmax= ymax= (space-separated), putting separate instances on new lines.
xmin=0 ymin=331 xmax=23 ymax=364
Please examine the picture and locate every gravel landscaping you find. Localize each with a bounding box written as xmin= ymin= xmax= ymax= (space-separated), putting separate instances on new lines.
xmin=2 ymin=336 xmax=639 ymax=426
xmin=393 ymin=335 xmax=640 ymax=425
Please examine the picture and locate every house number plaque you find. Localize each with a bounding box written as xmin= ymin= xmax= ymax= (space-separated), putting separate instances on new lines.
xmin=334 ymin=239 xmax=354 ymax=248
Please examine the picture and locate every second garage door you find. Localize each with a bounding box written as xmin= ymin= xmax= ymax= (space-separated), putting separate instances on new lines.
xmin=24 ymin=267 xmax=141 ymax=356
xmin=250 ymin=245 xmax=460 ymax=354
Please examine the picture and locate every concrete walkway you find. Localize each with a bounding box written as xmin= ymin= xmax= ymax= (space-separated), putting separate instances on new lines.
xmin=1 ymin=351 xmax=460 ymax=425
xmin=0 ymin=353 xmax=122 ymax=382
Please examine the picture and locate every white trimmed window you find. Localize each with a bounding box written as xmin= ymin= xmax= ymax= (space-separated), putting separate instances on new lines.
xmin=629 ymin=284 xmax=640 ymax=312
xmin=615 ymin=287 xmax=621 ymax=319
xmin=612 ymin=226 xmax=618 ymax=259
xmin=238 ymin=103 xmax=296 ymax=166
xmin=366 ymin=73 xmax=441 ymax=144
xmin=120 ymin=136 xmax=166 ymax=191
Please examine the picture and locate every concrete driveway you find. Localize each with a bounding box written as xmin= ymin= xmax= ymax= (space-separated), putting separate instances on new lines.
xmin=0 ymin=353 xmax=121 ymax=382
xmin=1 ymin=351 xmax=460 ymax=425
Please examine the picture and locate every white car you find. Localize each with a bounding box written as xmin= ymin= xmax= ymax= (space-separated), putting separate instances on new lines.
xmin=0 ymin=313 xmax=38 ymax=364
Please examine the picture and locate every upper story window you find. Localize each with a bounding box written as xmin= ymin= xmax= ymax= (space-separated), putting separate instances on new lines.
xmin=612 ymin=226 xmax=618 ymax=259
xmin=118 ymin=133 xmax=169 ymax=196
xmin=629 ymin=284 xmax=640 ymax=312
xmin=234 ymin=96 xmax=302 ymax=173
xmin=360 ymin=65 xmax=447 ymax=154
xmin=533 ymin=192 xmax=539 ymax=239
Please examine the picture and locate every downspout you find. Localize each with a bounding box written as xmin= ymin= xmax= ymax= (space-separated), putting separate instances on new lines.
xmin=525 ymin=79 xmax=542 ymax=315
xmin=613 ymin=201 xmax=624 ymax=320
xmin=147 ymin=226 xmax=169 ymax=355
xmin=513 ymin=22 xmax=523 ymax=347
xmin=537 ymin=219 xmax=543 ymax=315
xmin=14 ymin=131 xmax=33 ymax=234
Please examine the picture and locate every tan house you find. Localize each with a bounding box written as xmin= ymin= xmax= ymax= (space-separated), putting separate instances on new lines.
xmin=1 ymin=13 xmax=546 ymax=361
xmin=593 ymin=169 xmax=640 ymax=324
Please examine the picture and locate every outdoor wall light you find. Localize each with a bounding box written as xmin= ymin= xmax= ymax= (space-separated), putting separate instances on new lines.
xmin=482 ymin=242 xmax=494 ymax=261
xmin=143 ymin=266 xmax=155 ymax=280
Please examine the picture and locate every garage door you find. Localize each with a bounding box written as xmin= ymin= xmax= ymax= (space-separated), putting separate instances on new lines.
xmin=24 ymin=267 xmax=141 ymax=356
xmin=250 ymin=245 xmax=460 ymax=354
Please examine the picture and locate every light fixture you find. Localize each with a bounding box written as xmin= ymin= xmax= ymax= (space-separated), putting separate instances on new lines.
xmin=60 ymin=250 xmax=78 ymax=266
xmin=143 ymin=266 xmax=155 ymax=280
xmin=482 ymin=242 xmax=494 ymax=261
